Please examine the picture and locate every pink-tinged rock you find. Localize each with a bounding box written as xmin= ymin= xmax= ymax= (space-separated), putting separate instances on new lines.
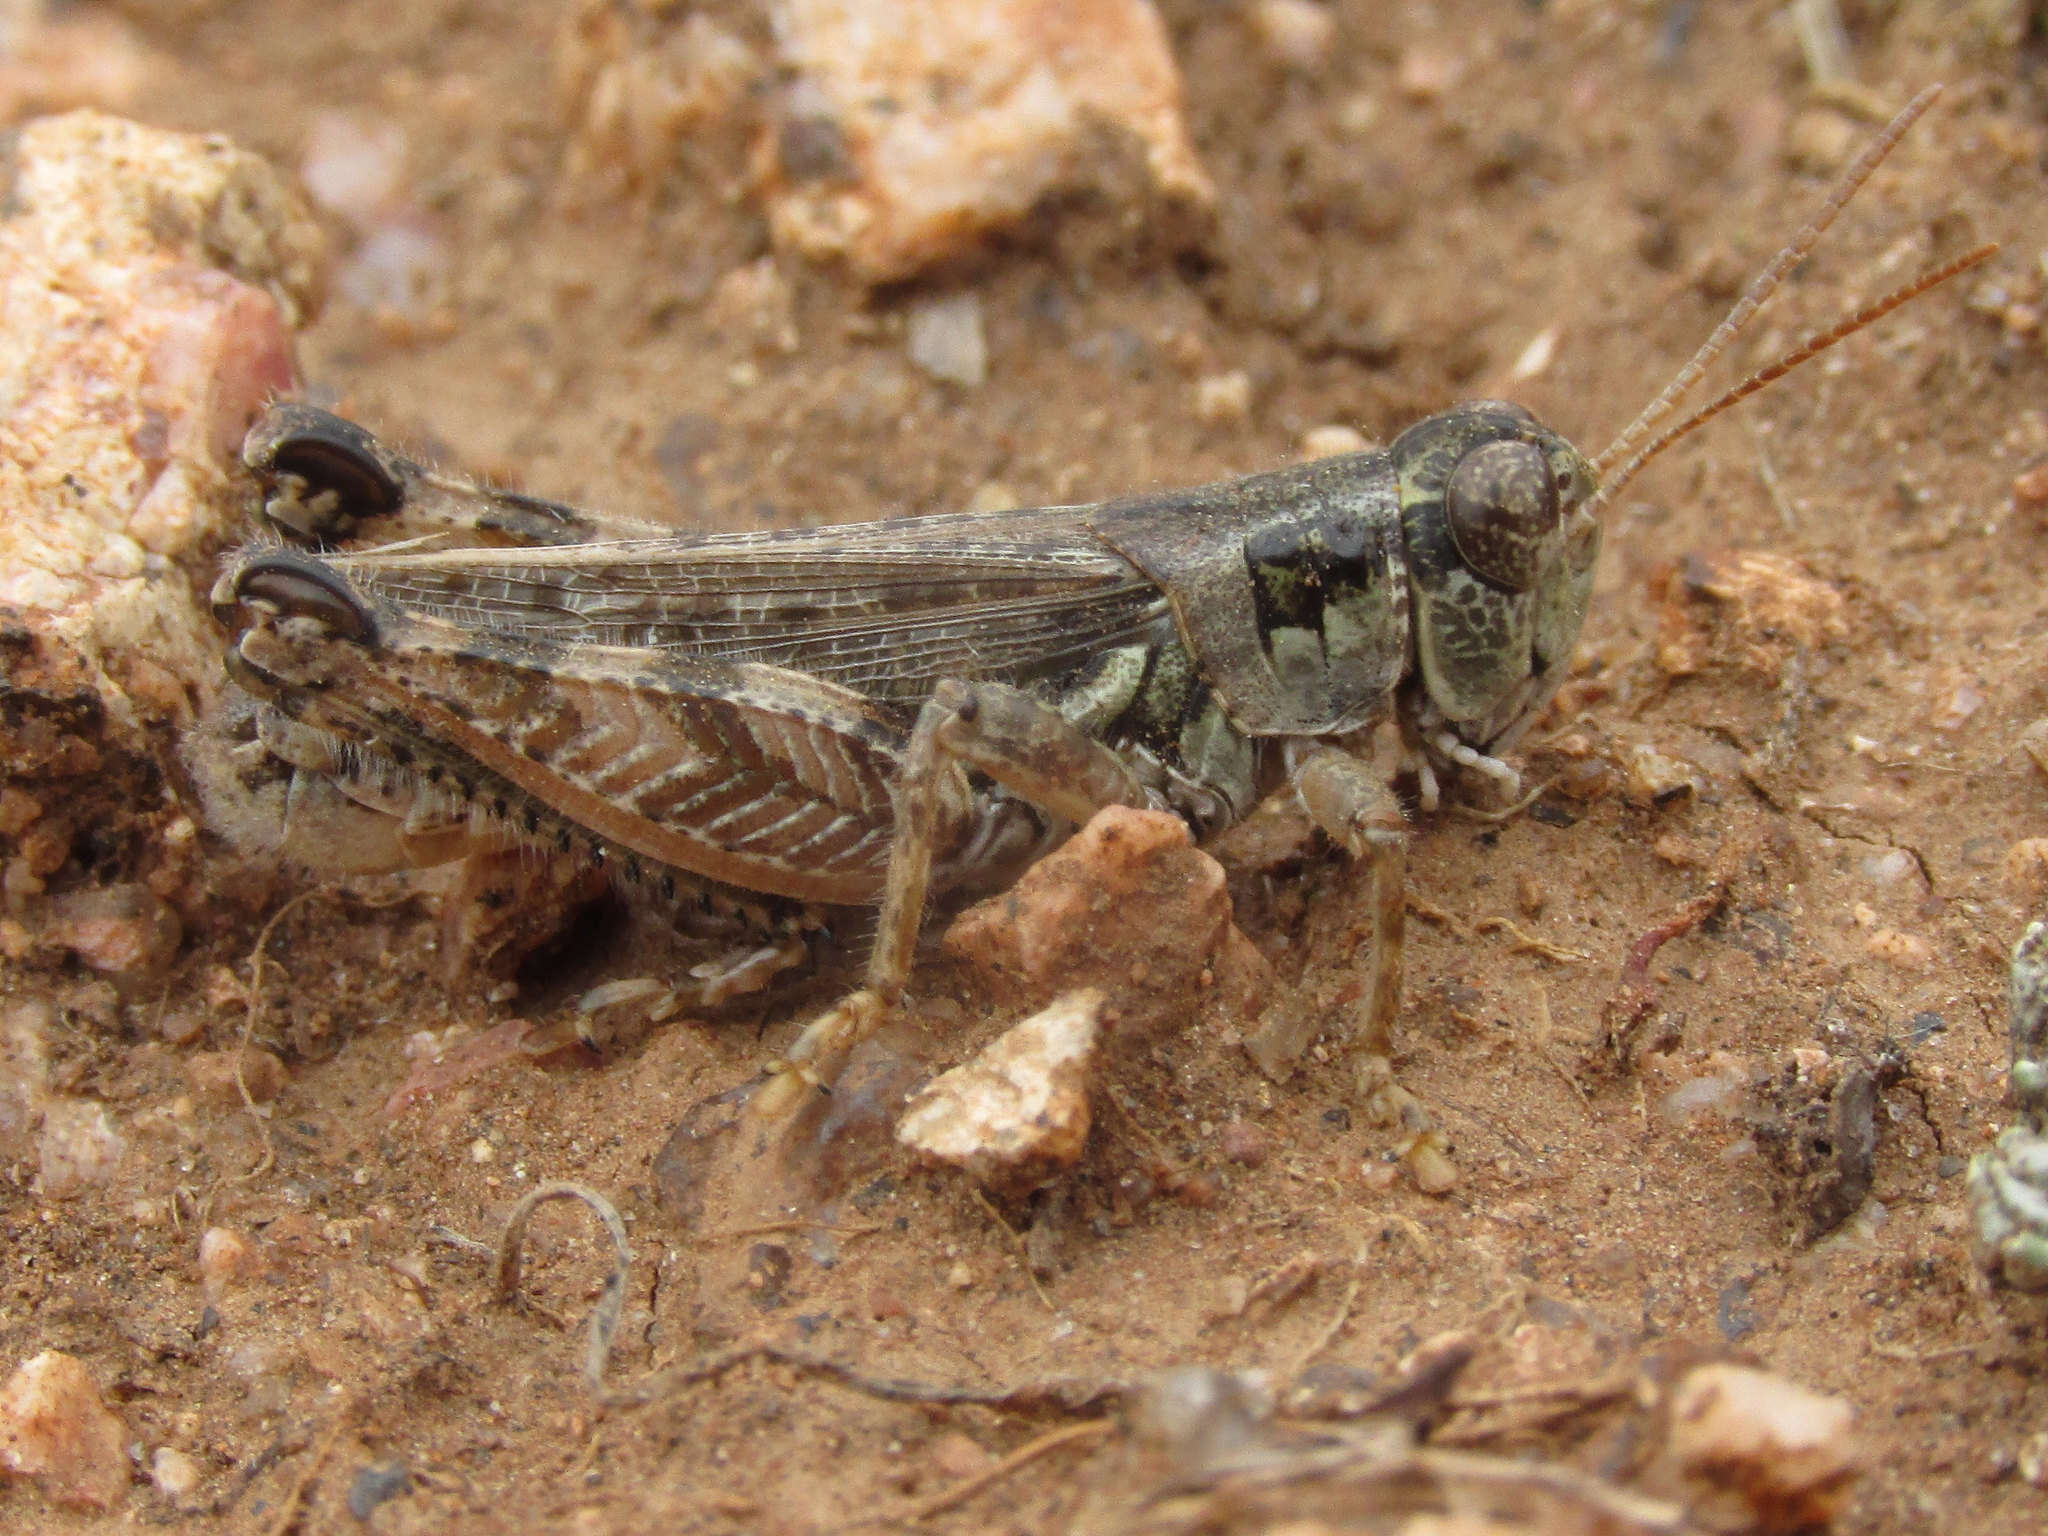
xmin=196 ymin=1226 xmax=264 ymax=1306
xmin=41 ymin=883 xmax=182 ymax=980
xmin=0 ymin=1351 xmax=131 ymax=1510
xmin=0 ymin=112 xmax=321 ymax=916
xmin=36 ymin=1098 xmax=126 ymax=1199
xmin=0 ymin=110 xmax=318 ymax=720
xmin=1666 ymin=1363 xmax=1859 ymax=1532
xmin=944 ymin=805 xmax=1271 ymax=1043
xmin=1 ymin=114 xmax=316 ymax=595
xmin=762 ymin=0 xmax=1212 ymax=282
xmin=897 ymin=988 xmax=1101 ymax=1193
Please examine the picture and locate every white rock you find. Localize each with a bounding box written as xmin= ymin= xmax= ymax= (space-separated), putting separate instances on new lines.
xmin=906 ymin=293 xmax=988 ymax=387
xmin=36 ymin=1099 xmax=126 ymax=1199
xmin=1299 ymin=423 xmax=1369 ymax=460
xmin=0 ymin=1351 xmax=130 ymax=1510
xmin=1667 ymin=1363 xmax=1858 ymax=1531
xmin=1192 ymin=370 xmax=1252 ymax=425
xmin=1250 ymin=0 xmax=1336 ymax=72
xmin=149 ymin=1446 xmax=201 ymax=1500
xmin=763 ymin=0 xmax=1212 ymax=282
xmin=897 ymin=988 xmax=1103 ymax=1191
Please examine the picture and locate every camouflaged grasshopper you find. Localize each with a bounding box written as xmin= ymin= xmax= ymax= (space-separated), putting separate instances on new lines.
xmin=208 ymin=89 xmax=1988 ymax=1186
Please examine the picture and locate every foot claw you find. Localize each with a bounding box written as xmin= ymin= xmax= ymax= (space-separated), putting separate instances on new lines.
xmin=1356 ymin=1052 xmax=1458 ymax=1194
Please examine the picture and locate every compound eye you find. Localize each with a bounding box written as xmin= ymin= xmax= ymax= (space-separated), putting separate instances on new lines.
xmin=232 ymin=555 xmax=377 ymax=643
xmin=247 ymin=407 xmax=404 ymax=537
xmin=1445 ymin=439 xmax=1559 ymax=592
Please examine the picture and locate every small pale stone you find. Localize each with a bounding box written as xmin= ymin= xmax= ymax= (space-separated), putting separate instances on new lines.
xmin=299 ymin=112 xmax=408 ymax=231
xmin=2005 ymin=838 xmax=2048 ymax=902
xmin=2020 ymin=718 xmax=2048 ymax=777
xmin=1930 ymin=674 xmax=1985 ymax=732
xmin=1218 ymin=1120 xmax=1270 ymax=1166
xmin=183 ymin=1048 xmax=285 ymax=1108
xmin=42 ymin=884 xmax=181 ymax=977
xmin=36 ymin=1100 xmax=125 ymax=1199
xmin=1396 ymin=45 xmax=1466 ymax=102
xmin=0 ymin=1351 xmax=130 ymax=1510
xmin=963 ymin=480 xmax=1022 ymax=514
xmin=1784 ymin=108 xmax=1858 ymax=175
xmin=1300 ymin=423 xmax=1368 ymax=460
xmin=1192 ymin=370 xmax=1252 ymax=425
xmin=196 ymin=1226 xmax=260 ymax=1304
xmin=906 ymin=293 xmax=987 ymax=386
xmin=1249 ymin=0 xmax=1335 ymax=71
xmin=2012 ymin=463 xmax=2048 ymax=514
xmin=762 ymin=0 xmax=1213 ymax=282
xmin=1625 ymin=745 xmax=1700 ymax=805
xmin=1866 ymin=928 xmax=1934 ymax=971
xmin=925 ymin=1429 xmax=994 ymax=1481
xmin=896 ymin=989 xmax=1103 ymax=1192
xmin=1667 ymin=1363 xmax=1859 ymax=1530
xmin=149 ymin=1445 xmax=201 ymax=1500
xmin=705 ymin=256 xmax=798 ymax=355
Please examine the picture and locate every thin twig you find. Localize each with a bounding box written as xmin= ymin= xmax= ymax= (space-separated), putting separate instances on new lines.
xmin=971 ymin=1186 xmax=1057 ymax=1314
xmin=236 ymin=888 xmax=321 ymax=1180
xmin=911 ymin=1419 xmax=1116 ymax=1521
xmin=262 ymin=1393 xmax=353 ymax=1536
xmin=495 ymin=1181 xmax=633 ymax=1401
xmin=1288 ymin=1277 xmax=1359 ymax=1379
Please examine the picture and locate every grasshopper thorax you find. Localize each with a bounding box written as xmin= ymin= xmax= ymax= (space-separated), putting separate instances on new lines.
xmin=1390 ymin=401 xmax=1600 ymax=755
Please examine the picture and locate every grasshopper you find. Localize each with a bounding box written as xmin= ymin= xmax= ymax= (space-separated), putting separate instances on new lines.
xmin=208 ymin=88 xmax=1989 ymax=1187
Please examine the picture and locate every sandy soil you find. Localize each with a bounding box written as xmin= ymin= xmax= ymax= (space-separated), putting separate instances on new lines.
xmin=8 ymin=0 xmax=2048 ymax=1530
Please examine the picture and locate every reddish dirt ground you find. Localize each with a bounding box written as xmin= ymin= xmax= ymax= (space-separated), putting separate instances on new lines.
xmin=8 ymin=1 xmax=2048 ymax=1530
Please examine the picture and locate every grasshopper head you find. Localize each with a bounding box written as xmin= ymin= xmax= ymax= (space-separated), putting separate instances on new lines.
xmin=211 ymin=548 xmax=382 ymax=705
xmin=1390 ymin=401 xmax=1600 ymax=755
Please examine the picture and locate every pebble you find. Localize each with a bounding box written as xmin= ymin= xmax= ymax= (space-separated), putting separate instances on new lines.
xmin=762 ymin=0 xmax=1212 ymax=282
xmin=1249 ymin=0 xmax=1335 ymax=72
xmin=36 ymin=1099 xmax=126 ymax=1199
xmin=2005 ymin=838 xmax=2048 ymax=902
xmin=148 ymin=1446 xmax=201 ymax=1500
xmin=335 ymin=220 xmax=448 ymax=321
xmin=298 ymin=112 xmax=407 ymax=231
xmin=1299 ymin=423 xmax=1368 ymax=459
xmin=197 ymin=1226 xmax=261 ymax=1305
xmin=183 ymin=1048 xmax=285 ymax=1108
xmin=906 ymin=293 xmax=988 ymax=387
xmin=705 ymin=256 xmax=799 ymax=355
xmin=896 ymin=989 xmax=1103 ymax=1194
xmin=1665 ymin=1363 xmax=1858 ymax=1530
xmin=346 ymin=1459 xmax=411 ymax=1521
xmin=0 ymin=1350 xmax=131 ymax=1510
xmin=1217 ymin=1119 xmax=1270 ymax=1166
xmin=2020 ymin=718 xmax=2048 ymax=778
xmin=2011 ymin=463 xmax=2048 ymax=515
xmin=925 ymin=1430 xmax=994 ymax=1481
xmin=1783 ymin=108 xmax=1859 ymax=175
xmin=1860 ymin=848 xmax=1918 ymax=887
xmin=1865 ymin=928 xmax=1934 ymax=972
xmin=1660 ymin=1073 xmax=1743 ymax=1124
xmin=945 ymin=804 xmax=1271 ymax=1044
xmin=1396 ymin=45 xmax=1466 ymax=103
xmin=1624 ymin=744 xmax=1700 ymax=806
xmin=1930 ymin=674 xmax=1985 ymax=732
xmin=42 ymin=884 xmax=181 ymax=979
xmin=1192 ymin=370 xmax=1252 ymax=425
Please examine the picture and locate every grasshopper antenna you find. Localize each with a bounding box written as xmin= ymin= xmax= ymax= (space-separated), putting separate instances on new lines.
xmin=1589 ymin=83 xmax=1992 ymax=510
xmin=1591 ymin=241 xmax=1994 ymax=506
